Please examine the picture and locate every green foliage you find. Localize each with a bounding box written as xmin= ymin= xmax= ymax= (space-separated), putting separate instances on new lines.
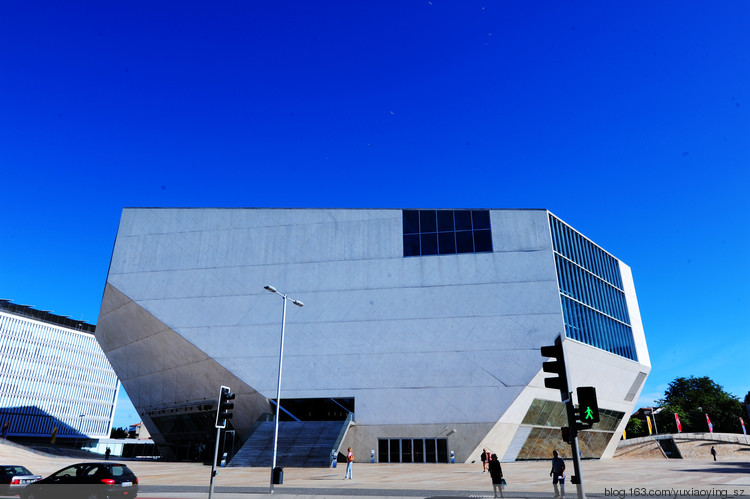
xmin=625 ymin=416 xmax=647 ymax=438
xmin=110 ymin=427 xmax=129 ymax=439
xmin=655 ymin=376 xmax=743 ymax=433
xmin=744 ymin=391 xmax=750 ymax=405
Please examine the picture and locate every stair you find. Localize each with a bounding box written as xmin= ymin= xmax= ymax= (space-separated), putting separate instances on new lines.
xmin=229 ymin=420 xmax=348 ymax=467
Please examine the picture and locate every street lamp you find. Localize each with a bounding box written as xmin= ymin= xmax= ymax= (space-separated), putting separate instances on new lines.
xmin=650 ymin=407 xmax=659 ymax=435
xmin=264 ymin=285 xmax=303 ymax=493
xmin=74 ymin=414 xmax=85 ymax=448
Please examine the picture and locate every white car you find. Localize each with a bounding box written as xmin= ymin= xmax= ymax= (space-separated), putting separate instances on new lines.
xmin=0 ymin=465 xmax=42 ymax=496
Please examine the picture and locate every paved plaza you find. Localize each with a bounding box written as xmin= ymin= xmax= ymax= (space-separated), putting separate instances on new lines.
xmin=2 ymin=441 xmax=749 ymax=499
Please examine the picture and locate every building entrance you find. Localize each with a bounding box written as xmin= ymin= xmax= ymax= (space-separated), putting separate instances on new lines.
xmin=378 ymin=438 xmax=449 ymax=463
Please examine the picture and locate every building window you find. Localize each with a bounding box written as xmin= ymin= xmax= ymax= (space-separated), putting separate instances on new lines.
xmin=378 ymin=437 xmax=449 ymax=463
xmin=515 ymin=399 xmax=625 ymax=459
xmin=548 ymin=214 xmax=637 ymax=361
xmin=403 ymin=210 xmax=492 ymax=257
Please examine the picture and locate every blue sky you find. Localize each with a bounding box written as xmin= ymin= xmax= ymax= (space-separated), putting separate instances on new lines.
xmin=1 ymin=1 xmax=748 ymax=429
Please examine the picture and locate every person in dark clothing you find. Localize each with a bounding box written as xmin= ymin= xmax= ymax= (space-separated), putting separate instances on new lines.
xmin=481 ymin=449 xmax=488 ymax=472
xmin=711 ymin=446 xmax=717 ymax=461
xmin=550 ymin=449 xmax=566 ymax=498
xmin=488 ymin=453 xmax=504 ymax=498
xmin=105 ymin=447 xmax=111 ymax=460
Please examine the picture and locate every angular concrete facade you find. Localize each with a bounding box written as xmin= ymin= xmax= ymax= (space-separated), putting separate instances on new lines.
xmin=96 ymin=208 xmax=650 ymax=462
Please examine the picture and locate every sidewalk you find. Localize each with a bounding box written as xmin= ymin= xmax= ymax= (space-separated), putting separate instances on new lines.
xmin=2 ymin=441 xmax=749 ymax=499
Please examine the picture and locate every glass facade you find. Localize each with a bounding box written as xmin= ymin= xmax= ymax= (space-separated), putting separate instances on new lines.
xmin=403 ymin=209 xmax=493 ymax=257
xmin=378 ymin=437 xmax=449 ymax=463
xmin=549 ymin=214 xmax=637 ymax=361
xmin=516 ymin=398 xmax=624 ymax=459
xmin=0 ymin=306 xmax=118 ymax=440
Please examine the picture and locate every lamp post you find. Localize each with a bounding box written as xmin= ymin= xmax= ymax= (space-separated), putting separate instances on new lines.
xmin=264 ymin=285 xmax=303 ymax=493
xmin=74 ymin=414 xmax=85 ymax=449
xmin=650 ymin=407 xmax=659 ymax=435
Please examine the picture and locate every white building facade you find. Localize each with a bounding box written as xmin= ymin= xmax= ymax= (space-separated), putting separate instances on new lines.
xmin=96 ymin=208 xmax=650 ymax=462
xmin=0 ymin=301 xmax=119 ymax=442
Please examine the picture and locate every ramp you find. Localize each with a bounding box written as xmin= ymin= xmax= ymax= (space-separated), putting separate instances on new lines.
xmin=229 ymin=420 xmax=348 ymax=467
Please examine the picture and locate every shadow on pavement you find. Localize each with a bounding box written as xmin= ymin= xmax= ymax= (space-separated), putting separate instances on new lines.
xmin=681 ymin=462 xmax=750 ymax=474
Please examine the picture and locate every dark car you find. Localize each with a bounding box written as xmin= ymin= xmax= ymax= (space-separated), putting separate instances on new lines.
xmin=0 ymin=465 xmax=42 ymax=495
xmin=20 ymin=462 xmax=138 ymax=499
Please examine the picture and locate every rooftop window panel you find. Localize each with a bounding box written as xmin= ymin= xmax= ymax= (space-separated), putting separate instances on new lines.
xmin=403 ymin=209 xmax=492 ymax=257
xmin=437 ymin=211 xmax=455 ymax=232
xmin=403 ymin=210 xmax=419 ymax=234
xmin=420 ymin=210 xmax=437 ymax=233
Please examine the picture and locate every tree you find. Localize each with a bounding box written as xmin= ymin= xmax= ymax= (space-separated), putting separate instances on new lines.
xmin=625 ymin=416 xmax=647 ymax=438
xmin=655 ymin=376 xmax=743 ymax=433
xmin=110 ymin=427 xmax=128 ymax=439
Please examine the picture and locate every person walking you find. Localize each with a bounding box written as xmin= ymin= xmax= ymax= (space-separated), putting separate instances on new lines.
xmin=481 ymin=448 xmax=489 ymax=472
xmin=550 ymin=450 xmax=566 ymax=498
xmin=711 ymin=446 xmax=717 ymax=461
xmin=487 ymin=453 xmax=504 ymax=498
xmin=344 ymin=447 xmax=354 ymax=479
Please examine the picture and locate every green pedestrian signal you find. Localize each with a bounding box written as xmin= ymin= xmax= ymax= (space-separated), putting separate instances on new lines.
xmin=576 ymin=386 xmax=600 ymax=424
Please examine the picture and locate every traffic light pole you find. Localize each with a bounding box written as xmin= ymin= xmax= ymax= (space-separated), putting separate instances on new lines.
xmin=208 ymin=425 xmax=221 ymax=499
xmin=564 ymin=394 xmax=586 ymax=499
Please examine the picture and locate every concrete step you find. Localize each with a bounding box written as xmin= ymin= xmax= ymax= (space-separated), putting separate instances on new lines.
xmin=229 ymin=420 xmax=346 ymax=468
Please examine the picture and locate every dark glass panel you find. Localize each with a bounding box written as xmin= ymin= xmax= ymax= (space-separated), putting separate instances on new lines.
xmin=413 ymin=439 xmax=424 ymax=462
xmin=437 ymin=438 xmax=449 ymax=463
xmin=438 ymin=232 xmax=456 ymax=254
xmin=378 ymin=439 xmax=389 ymax=463
xmin=454 ymin=210 xmax=472 ymax=230
xmin=425 ymin=438 xmax=437 ymax=463
xmin=472 ymin=210 xmax=490 ymax=230
xmin=403 ymin=235 xmax=420 ymax=257
xmin=403 ymin=210 xmax=419 ymax=234
xmin=456 ymin=231 xmax=474 ymax=253
xmin=389 ymin=439 xmax=400 ymax=463
xmin=437 ymin=210 xmax=455 ymax=232
xmin=421 ymin=233 xmax=438 ymax=255
xmin=402 ymin=439 xmax=412 ymax=463
xmin=420 ymin=210 xmax=437 ymax=233
xmin=473 ymin=229 xmax=492 ymax=253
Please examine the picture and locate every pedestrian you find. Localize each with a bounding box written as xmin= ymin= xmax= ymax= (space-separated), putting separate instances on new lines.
xmin=481 ymin=448 xmax=488 ymax=472
xmin=710 ymin=446 xmax=717 ymax=461
xmin=105 ymin=447 xmax=111 ymax=460
xmin=550 ymin=450 xmax=566 ymax=498
xmin=344 ymin=447 xmax=354 ymax=479
xmin=488 ymin=453 xmax=504 ymax=498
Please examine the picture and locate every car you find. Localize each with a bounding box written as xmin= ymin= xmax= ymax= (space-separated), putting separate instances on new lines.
xmin=20 ymin=462 xmax=138 ymax=499
xmin=0 ymin=465 xmax=42 ymax=495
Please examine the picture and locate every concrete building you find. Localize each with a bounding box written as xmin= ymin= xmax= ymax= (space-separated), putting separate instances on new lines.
xmin=0 ymin=300 xmax=119 ymax=444
xmin=96 ymin=208 xmax=650 ymax=463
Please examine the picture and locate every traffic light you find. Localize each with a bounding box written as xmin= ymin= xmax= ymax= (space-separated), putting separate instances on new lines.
xmin=576 ymin=386 xmax=600 ymax=424
xmin=215 ymin=386 xmax=235 ymax=429
xmin=540 ymin=336 xmax=569 ymax=397
xmin=560 ymin=426 xmax=571 ymax=444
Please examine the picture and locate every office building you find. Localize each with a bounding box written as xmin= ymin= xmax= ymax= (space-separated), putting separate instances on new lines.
xmin=0 ymin=300 xmax=119 ymax=443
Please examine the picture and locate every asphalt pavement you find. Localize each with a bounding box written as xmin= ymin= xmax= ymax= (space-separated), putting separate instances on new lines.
xmin=2 ymin=440 xmax=749 ymax=499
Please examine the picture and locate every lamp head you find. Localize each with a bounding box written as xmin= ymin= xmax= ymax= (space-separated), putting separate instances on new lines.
xmin=264 ymin=285 xmax=277 ymax=293
xmin=292 ymin=300 xmax=304 ymax=307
